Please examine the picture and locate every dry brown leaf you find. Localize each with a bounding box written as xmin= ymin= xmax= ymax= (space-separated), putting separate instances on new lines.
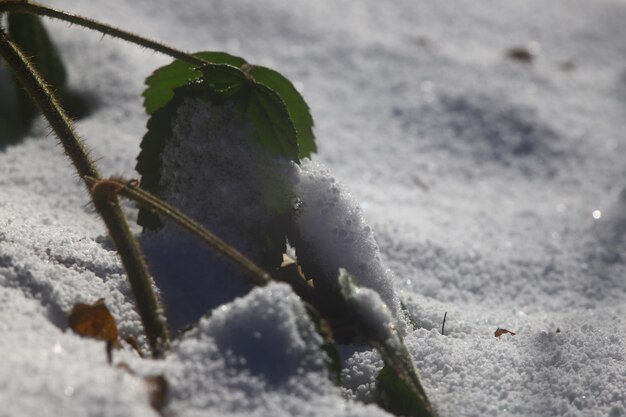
xmin=506 ymin=47 xmax=534 ymax=63
xmin=494 ymin=328 xmax=516 ymax=337
xmin=124 ymin=335 xmax=145 ymax=358
xmin=273 ymin=260 xmax=315 ymax=301
xmin=144 ymin=375 xmax=168 ymax=412
xmin=559 ymin=61 xmax=575 ymax=72
xmin=281 ymin=253 xmax=296 ymax=267
xmin=115 ymin=363 xmax=168 ymax=414
xmin=68 ymin=299 xmax=120 ymax=347
xmin=116 ymin=361 xmax=134 ymax=374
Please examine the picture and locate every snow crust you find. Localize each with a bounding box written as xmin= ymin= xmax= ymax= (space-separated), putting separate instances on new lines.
xmin=1 ymin=0 xmax=626 ymax=416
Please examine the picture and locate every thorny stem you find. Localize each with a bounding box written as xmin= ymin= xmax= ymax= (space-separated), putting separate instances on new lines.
xmin=87 ymin=177 xmax=272 ymax=287
xmin=0 ymin=0 xmax=207 ymax=66
xmin=0 ymin=29 xmax=170 ymax=358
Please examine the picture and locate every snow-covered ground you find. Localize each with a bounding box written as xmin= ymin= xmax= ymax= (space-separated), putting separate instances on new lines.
xmin=1 ymin=0 xmax=626 ymax=416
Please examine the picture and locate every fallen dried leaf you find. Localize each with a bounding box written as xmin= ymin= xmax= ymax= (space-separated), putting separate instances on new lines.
xmin=124 ymin=335 xmax=145 ymax=358
xmin=115 ymin=363 xmax=168 ymax=413
xmin=559 ymin=60 xmax=575 ymax=71
xmin=68 ymin=299 xmax=120 ymax=348
xmin=281 ymin=253 xmax=296 ymax=267
xmin=144 ymin=375 xmax=168 ymax=412
xmin=495 ymin=328 xmax=516 ymax=337
xmin=506 ymin=47 xmax=534 ymax=63
xmin=116 ymin=361 xmax=134 ymax=374
xmin=273 ymin=260 xmax=315 ymax=301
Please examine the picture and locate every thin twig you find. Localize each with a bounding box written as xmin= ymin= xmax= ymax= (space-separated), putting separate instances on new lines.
xmin=0 ymin=29 xmax=170 ymax=358
xmin=86 ymin=177 xmax=272 ymax=287
xmin=441 ymin=311 xmax=447 ymax=336
xmin=106 ymin=340 xmax=114 ymax=365
xmin=0 ymin=0 xmax=207 ymax=66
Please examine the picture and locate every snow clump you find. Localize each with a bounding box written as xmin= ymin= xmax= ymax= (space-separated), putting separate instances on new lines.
xmin=142 ymin=97 xmax=400 ymax=333
xmin=161 ymin=283 xmax=390 ymax=417
xmin=291 ymin=161 xmax=400 ymax=317
xmin=141 ymin=98 xmax=296 ymax=331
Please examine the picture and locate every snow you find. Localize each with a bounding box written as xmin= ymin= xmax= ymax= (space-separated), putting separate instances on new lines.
xmin=337 ymin=268 xmax=397 ymax=344
xmin=0 ymin=286 xmax=153 ymax=417
xmin=291 ymin=162 xmax=400 ymax=317
xmin=2 ymin=0 xmax=626 ymax=416
xmin=142 ymin=99 xmax=399 ymax=332
xmin=160 ymin=283 xmax=387 ymax=417
xmin=141 ymin=97 xmax=295 ymax=331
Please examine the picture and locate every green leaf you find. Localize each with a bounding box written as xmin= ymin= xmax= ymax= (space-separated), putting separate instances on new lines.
xmin=137 ymin=55 xmax=316 ymax=227
xmin=143 ymin=51 xmax=246 ymax=114
xmin=246 ymin=83 xmax=300 ymax=161
xmin=6 ymin=12 xmax=67 ymax=130
xmin=198 ymin=63 xmax=248 ymax=100
xmin=249 ymin=66 xmax=316 ymax=159
xmin=2 ymin=12 xmax=89 ymax=145
xmin=377 ymin=365 xmax=433 ymax=417
xmin=143 ymin=52 xmax=316 ymax=162
xmin=304 ymin=304 xmax=342 ymax=385
xmin=338 ymin=267 xmax=359 ymax=299
xmin=0 ymin=63 xmax=27 ymax=145
xmin=136 ymin=86 xmax=194 ymax=229
xmin=336 ymin=269 xmax=436 ymax=417
xmin=198 ymin=63 xmax=301 ymax=161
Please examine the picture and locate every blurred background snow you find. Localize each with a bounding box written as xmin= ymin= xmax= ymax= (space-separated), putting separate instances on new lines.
xmin=1 ymin=0 xmax=626 ymax=416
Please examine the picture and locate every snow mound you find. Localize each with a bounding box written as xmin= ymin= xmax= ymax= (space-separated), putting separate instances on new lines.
xmin=163 ymin=283 xmax=389 ymax=417
xmin=291 ymin=160 xmax=400 ymax=316
xmin=341 ymin=348 xmax=382 ymax=404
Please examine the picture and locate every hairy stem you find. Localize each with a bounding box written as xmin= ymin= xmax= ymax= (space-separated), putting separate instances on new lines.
xmin=86 ymin=177 xmax=272 ymax=287
xmin=0 ymin=0 xmax=206 ymax=66
xmin=0 ymin=29 xmax=170 ymax=358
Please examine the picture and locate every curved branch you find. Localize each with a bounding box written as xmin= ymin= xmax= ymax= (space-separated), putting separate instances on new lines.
xmin=86 ymin=177 xmax=272 ymax=287
xmin=0 ymin=1 xmax=207 ymax=66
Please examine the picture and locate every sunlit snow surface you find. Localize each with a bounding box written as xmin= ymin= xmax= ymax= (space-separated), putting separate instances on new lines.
xmin=1 ymin=0 xmax=626 ymax=416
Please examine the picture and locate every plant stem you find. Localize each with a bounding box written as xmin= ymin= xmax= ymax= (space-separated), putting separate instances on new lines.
xmin=0 ymin=29 xmax=170 ymax=358
xmin=86 ymin=177 xmax=272 ymax=287
xmin=0 ymin=0 xmax=206 ymax=66
xmin=441 ymin=311 xmax=447 ymax=336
